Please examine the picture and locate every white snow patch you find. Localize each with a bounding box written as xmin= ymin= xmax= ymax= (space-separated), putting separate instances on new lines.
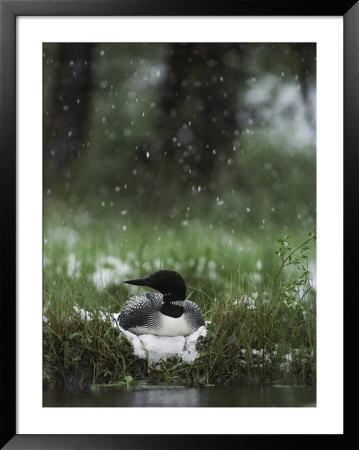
xmin=280 ymin=353 xmax=293 ymax=371
xmin=73 ymin=306 xmax=93 ymax=321
xmin=91 ymin=256 xmax=133 ymax=290
xmin=250 ymin=272 xmax=262 ymax=283
xmin=119 ymin=325 xmax=207 ymax=363
xmin=233 ymin=294 xmax=257 ymax=310
xmin=51 ymin=226 xmax=79 ymax=246
xmin=73 ymin=306 xmax=120 ymax=326
xmin=67 ymin=253 xmax=81 ymax=278
xmin=309 ymin=260 xmax=317 ymax=290
xmin=43 ymin=257 xmax=51 ymax=267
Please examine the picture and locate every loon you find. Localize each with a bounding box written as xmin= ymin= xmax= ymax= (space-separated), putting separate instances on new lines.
xmin=118 ymin=269 xmax=205 ymax=336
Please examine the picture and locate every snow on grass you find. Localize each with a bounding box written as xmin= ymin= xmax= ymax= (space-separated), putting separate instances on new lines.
xmin=50 ymin=226 xmax=79 ymax=247
xmin=119 ymin=324 xmax=207 ymax=363
xmin=91 ymin=255 xmax=133 ymax=290
xmin=67 ymin=253 xmax=81 ymax=278
xmin=233 ymin=292 xmax=258 ymax=310
xmin=73 ymin=306 xmax=207 ymax=363
xmin=309 ymin=260 xmax=316 ymax=290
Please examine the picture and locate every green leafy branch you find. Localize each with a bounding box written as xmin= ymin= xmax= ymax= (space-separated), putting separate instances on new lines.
xmin=274 ymin=230 xmax=316 ymax=282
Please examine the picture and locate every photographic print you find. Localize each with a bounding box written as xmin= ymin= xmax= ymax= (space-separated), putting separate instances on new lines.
xmin=42 ymin=42 xmax=317 ymax=408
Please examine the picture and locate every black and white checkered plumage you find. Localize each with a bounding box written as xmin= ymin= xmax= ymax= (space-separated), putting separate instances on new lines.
xmin=118 ymin=270 xmax=205 ymax=336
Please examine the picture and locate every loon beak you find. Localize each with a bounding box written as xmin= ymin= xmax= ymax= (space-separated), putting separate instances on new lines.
xmin=123 ymin=276 xmax=152 ymax=287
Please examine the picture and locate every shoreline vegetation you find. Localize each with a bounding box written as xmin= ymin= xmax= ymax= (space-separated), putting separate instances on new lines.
xmin=43 ymin=209 xmax=316 ymax=391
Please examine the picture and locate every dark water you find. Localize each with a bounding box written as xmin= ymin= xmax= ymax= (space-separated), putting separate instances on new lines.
xmin=43 ymin=384 xmax=316 ymax=407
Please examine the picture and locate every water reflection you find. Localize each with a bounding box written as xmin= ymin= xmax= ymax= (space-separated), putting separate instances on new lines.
xmin=43 ymin=385 xmax=316 ymax=408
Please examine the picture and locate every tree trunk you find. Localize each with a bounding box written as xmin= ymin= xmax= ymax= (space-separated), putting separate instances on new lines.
xmin=43 ymin=43 xmax=94 ymax=177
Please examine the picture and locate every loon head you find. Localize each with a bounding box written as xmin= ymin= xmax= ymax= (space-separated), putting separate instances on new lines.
xmin=124 ymin=269 xmax=186 ymax=302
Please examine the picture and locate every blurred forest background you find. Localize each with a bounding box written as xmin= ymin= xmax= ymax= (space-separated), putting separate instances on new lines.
xmin=43 ymin=43 xmax=316 ymax=289
xmin=43 ymin=43 xmax=315 ymax=229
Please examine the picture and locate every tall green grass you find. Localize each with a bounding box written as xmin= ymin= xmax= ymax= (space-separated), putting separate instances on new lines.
xmin=43 ymin=207 xmax=316 ymax=389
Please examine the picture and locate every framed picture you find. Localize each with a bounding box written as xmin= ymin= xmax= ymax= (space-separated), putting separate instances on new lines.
xmin=2 ymin=0 xmax=355 ymax=447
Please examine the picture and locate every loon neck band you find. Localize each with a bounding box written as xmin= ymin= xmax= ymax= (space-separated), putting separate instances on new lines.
xmin=170 ymin=300 xmax=185 ymax=307
xmin=163 ymin=293 xmax=185 ymax=305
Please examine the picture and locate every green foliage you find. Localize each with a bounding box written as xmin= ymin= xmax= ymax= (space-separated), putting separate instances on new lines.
xmin=43 ymin=311 xmax=148 ymax=390
xmin=275 ymin=229 xmax=315 ymax=271
xmin=274 ymin=230 xmax=316 ymax=302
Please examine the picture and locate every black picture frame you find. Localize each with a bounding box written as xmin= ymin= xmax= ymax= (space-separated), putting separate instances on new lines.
xmin=1 ymin=0 xmax=356 ymax=448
